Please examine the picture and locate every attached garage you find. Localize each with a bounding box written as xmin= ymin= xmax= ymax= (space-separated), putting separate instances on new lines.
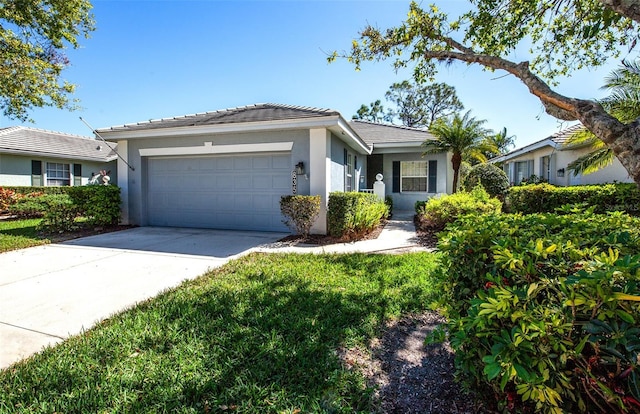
xmin=97 ymin=103 xmax=376 ymax=235
xmin=146 ymin=153 xmax=291 ymax=232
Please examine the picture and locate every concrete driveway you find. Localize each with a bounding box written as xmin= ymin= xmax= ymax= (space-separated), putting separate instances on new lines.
xmin=0 ymin=227 xmax=286 ymax=369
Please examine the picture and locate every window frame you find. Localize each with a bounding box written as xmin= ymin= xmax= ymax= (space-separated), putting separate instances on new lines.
xmin=400 ymin=160 xmax=428 ymax=193
xmin=46 ymin=162 xmax=71 ymax=186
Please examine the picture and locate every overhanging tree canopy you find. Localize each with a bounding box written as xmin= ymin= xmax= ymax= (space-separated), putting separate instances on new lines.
xmin=0 ymin=0 xmax=94 ymax=121
xmin=330 ymin=0 xmax=640 ymax=187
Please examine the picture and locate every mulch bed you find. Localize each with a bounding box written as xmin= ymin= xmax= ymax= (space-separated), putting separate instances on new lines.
xmin=276 ymin=221 xmax=386 ymax=245
xmin=340 ymin=312 xmax=492 ymax=413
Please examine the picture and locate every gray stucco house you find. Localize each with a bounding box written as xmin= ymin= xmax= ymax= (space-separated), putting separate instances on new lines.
xmin=491 ymin=124 xmax=633 ymax=186
xmin=97 ymin=103 xmax=452 ymax=234
xmin=0 ymin=126 xmax=118 ymax=187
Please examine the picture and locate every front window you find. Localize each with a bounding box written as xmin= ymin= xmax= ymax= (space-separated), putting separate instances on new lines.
xmin=401 ymin=161 xmax=427 ymax=192
xmin=46 ymin=162 xmax=70 ymax=186
xmin=514 ymin=160 xmax=534 ymax=184
xmin=346 ymin=153 xmax=354 ymax=191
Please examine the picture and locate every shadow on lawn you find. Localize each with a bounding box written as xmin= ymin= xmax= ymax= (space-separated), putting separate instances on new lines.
xmin=0 ymin=253 xmax=437 ymax=413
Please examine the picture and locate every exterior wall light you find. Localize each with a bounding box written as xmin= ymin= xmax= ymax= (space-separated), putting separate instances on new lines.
xmin=295 ymin=161 xmax=305 ymax=175
xmin=557 ymin=168 xmax=565 ymax=177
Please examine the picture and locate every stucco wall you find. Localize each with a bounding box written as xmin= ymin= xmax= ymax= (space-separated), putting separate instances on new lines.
xmin=329 ymin=134 xmax=365 ymax=193
xmin=0 ymin=153 xmax=116 ymax=187
xmin=378 ymin=149 xmax=449 ymax=211
xmin=120 ymin=129 xmax=311 ymax=226
xmin=502 ymin=145 xmax=633 ymax=186
xmin=0 ymin=154 xmax=31 ymax=185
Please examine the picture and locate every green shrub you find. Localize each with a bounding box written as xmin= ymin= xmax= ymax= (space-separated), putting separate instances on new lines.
xmin=67 ymin=185 xmax=121 ymax=226
xmin=435 ymin=212 xmax=640 ymax=413
xmin=280 ymin=195 xmax=321 ymax=237
xmin=508 ymin=183 xmax=640 ymax=215
xmin=462 ymin=163 xmax=510 ymax=200
xmin=7 ymin=186 xmax=120 ymax=226
xmin=8 ymin=193 xmax=48 ymax=218
xmin=327 ymin=192 xmax=387 ymax=238
xmin=38 ymin=194 xmax=80 ymax=232
xmin=414 ymin=199 xmax=428 ymax=215
xmin=2 ymin=186 xmax=66 ymax=196
xmin=416 ymin=186 xmax=502 ymax=232
xmin=385 ymin=195 xmax=393 ymax=214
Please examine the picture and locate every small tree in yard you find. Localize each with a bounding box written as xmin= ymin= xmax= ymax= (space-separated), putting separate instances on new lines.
xmin=280 ymin=195 xmax=321 ymax=238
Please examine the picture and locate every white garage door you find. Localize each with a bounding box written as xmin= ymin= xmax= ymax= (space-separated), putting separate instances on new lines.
xmin=147 ymin=154 xmax=291 ymax=232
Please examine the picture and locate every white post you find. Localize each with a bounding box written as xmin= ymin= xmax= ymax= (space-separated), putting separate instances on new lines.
xmin=373 ymin=173 xmax=385 ymax=201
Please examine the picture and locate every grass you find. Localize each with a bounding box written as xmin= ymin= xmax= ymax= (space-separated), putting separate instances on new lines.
xmin=0 ymin=218 xmax=48 ymax=252
xmin=0 ymin=252 xmax=442 ymax=413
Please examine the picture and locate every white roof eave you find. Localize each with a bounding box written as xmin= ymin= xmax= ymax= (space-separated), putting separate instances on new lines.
xmin=97 ymin=116 xmax=344 ymax=141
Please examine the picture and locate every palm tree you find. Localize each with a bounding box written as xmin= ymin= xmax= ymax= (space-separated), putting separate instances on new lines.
xmin=484 ymin=127 xmax=516 ymax=159
xmin=566 ymin=59 xmax=640 ymax=175
xmin=425 ymin=111 xmax=494 ymax=192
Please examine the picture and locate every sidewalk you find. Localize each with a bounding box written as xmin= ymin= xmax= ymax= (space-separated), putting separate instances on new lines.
xmin=255 ymin=210 xmax=430 ymax=254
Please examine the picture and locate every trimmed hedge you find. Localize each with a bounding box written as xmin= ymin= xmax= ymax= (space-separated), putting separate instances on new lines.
xmin=5 ymin=185 xmax=121 ymax=228
xmin=508 ymin=183 xmax=640 ymax=215
xmin=327 ymin=192 xmax=388 ymax=238
xmin=280 ymin=195 xmax=321 ymax=237
xmin=415 ymin=186 xmax=502 ymax=232
xmin=435 ymin=211 xmax=640 ymax=413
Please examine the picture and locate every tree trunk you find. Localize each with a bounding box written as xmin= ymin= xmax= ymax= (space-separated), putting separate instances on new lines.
xmin=451 ymin=152 xmax=462 ymax=193
xmin=421 ymin=46 xmax=640 ymax=188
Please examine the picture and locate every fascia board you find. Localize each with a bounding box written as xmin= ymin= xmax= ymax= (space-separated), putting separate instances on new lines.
xmin=333 ymin=118 xmax=372 ymax=155
xmin=373 ymin=141 xmax=424 ymax=148
xmin=0 ymin=148 xmax=115 ymax=163
xmin=97 ymin=116 xmax=343 ymax=141
xmin=490 ymin=139 xmax=556 ymax=163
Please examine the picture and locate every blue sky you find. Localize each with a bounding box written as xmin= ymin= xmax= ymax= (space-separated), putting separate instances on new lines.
xmin=5 ymin=0 xmax=627 ymax=148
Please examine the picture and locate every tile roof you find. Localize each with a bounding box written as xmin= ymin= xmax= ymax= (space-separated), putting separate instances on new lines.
xmin=548 ymin=124 xmax=586 ymax=146
xmin=489 ymin=123 xmax=586 ymax=163
xmin=0 ymin=126 xmax=117 ymax=162
xmin=98 ymin=103 xmax=341 ymax=133
xmin=349 ymin=120 xmax=435 ymax=146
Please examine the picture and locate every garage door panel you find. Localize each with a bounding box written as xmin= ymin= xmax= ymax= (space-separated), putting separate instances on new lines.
xmin=148 ymin=154 xmax=291 ymax=232
xmin=235 ymin=175 xmax=252 ymax=189
xmin=216 ymin=158 xmax=234 ymax=170
xmin=252 ymin=157 xmax=270 ymax=169
xmin=272 ymin=155 xmax=290 ymax=168
xmin=234 ymin=157 xmax=251 ymax=169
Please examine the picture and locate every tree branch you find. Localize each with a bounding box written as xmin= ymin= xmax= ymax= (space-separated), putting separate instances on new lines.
xmin=598 ymin=0 xmax=640 ymax=23
xmin=421 ymin=41 xmax=629 ymax=145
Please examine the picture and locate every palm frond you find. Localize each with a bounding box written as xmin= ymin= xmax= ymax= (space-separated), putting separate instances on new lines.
xmin=562 ymin=128 xmax=597 ymax=148
xmin=566 ymin=148 xmax=615 ymax=175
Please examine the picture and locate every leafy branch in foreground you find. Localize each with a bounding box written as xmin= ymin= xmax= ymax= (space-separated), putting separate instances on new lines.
xmin=330 ymin=1 xmax=640 ymax=187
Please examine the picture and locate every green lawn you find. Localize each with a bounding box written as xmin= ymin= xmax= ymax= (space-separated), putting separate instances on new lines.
xmin=0 ymin=218 xmax=48 ymax=253
xmin=0 ymin=252 xmax=442 ymax=413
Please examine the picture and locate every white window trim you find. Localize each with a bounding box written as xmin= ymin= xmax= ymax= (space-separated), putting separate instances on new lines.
xmin=45 ymin=162 xmax=72 ymax=187
xmin=400 ymin=160 xmax=428 ymax=193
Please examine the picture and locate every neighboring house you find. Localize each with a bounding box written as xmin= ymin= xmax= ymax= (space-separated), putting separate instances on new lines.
xmin=490 ymin=124 xmax=633 ymax=186
xmin=97 ymin=103 xmax=451 ymax=234
xmin=0 ymin=126 xmax=118 ymax=187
